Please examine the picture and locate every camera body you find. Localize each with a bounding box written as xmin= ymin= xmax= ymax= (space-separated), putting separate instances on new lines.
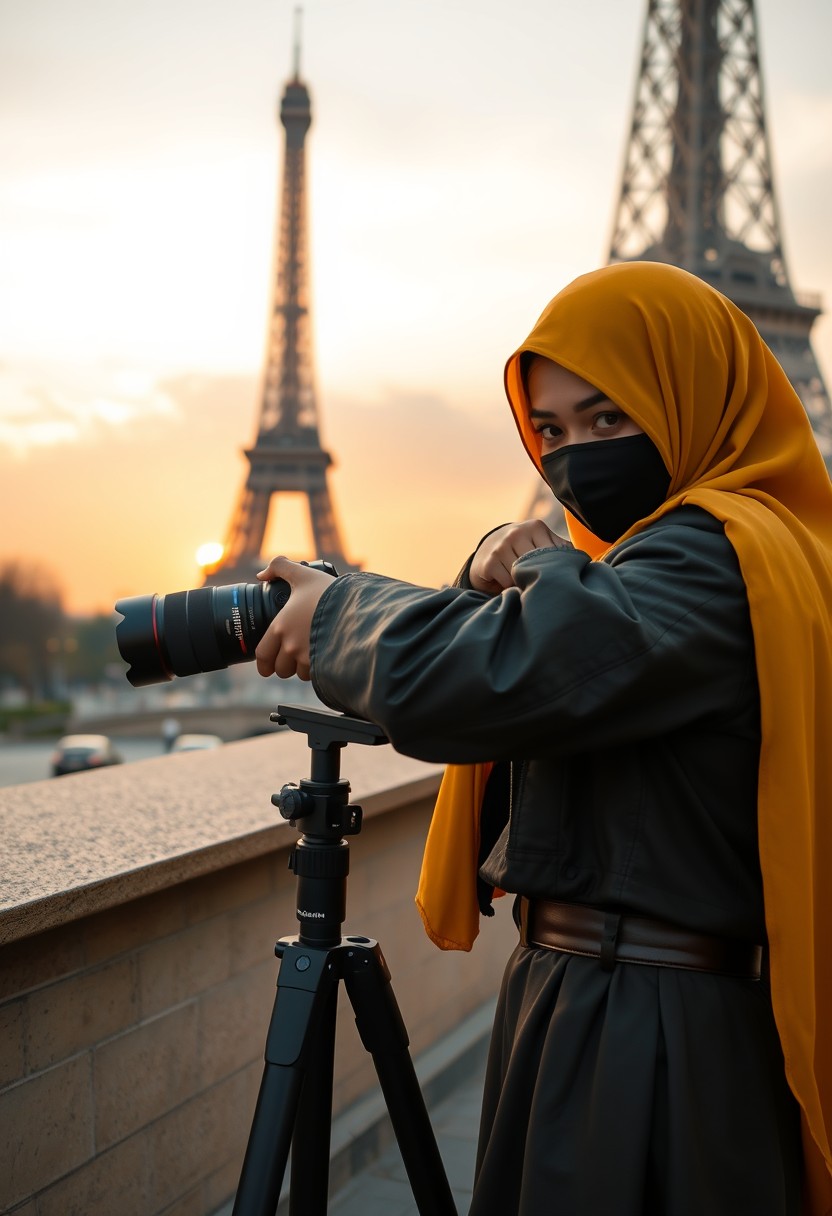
xmin=115 ymin=560 xmax=337 ymax=688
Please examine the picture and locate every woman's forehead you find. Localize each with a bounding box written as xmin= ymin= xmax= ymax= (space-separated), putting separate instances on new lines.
xmin=526 ymin=356 xmax=605 ymax=407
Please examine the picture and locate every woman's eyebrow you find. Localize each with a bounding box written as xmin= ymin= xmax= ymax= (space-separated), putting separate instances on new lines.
xmin=529 ymin=390 xmax=610 ymax=419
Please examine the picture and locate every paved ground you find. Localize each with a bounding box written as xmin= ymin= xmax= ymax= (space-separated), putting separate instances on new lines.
xmin=328 ymin=1069 xmax=483 ymax=1216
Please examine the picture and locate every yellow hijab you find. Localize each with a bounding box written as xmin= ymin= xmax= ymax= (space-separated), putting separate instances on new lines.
xmin=417 ymin=261 xmax=832 ymax=1210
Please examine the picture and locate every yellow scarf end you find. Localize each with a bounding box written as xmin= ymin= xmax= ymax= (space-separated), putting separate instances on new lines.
xmin=415 ymin=894 xmax=477 ymax=952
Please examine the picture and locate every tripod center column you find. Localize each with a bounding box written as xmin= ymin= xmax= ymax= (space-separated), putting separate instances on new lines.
xmin=291 ymin=835 xmax=350 ymax=946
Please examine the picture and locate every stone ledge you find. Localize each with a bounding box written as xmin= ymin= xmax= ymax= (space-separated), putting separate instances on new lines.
xmin=0 ymin=726 xmax=442 ymax=947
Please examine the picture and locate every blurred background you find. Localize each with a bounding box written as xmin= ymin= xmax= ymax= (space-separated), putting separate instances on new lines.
xmin=2 ymin=0 xmax=831 ymax=769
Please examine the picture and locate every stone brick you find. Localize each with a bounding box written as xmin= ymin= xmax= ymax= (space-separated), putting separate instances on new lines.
xmin=185 ymin=855 xmax=272 ymax=925
xmin=0 ymin=922 xmax=85 ymax=1002
xmin=25 ymin=956 xmax=138 ymax=1072
xmin=83 ymin=885 xmax=188 ymax=966
xmin=146 ymin=1071 xmax=249 ymax=1212
xmin=227 ymin=894 xmax=287 ymax=977
xmin=93 ymin=1003 xmax=200 ymax=1150
xmin=197 ymin=963 xmax=273 ymax=1088
xmin=0 ymin=1054 xmax=93 ymax=1209
xmin=365 ymin=855 xmax=423 ymax=919
xmin=138 ymin=917 xmax=231 ymax=1019
xmin=158 ymin=1185 xmax=203 ymax=1216
xmin=35 ymin=1132 xmax=149 ymax=1216
xmin=202 ymin=1153 xmax=241 ymax=1215
xmin=0 ymin=999 xmax=25 ymax=1087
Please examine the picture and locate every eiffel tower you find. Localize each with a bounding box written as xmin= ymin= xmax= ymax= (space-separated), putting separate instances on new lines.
xmin=210 ymin=17 xmax=353 ymax=583
xmin=528 ymin=0 xmax=832 ymax=521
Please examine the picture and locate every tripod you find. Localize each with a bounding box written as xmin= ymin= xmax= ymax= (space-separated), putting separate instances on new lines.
xmin=232 ymin=704 xmax=458 ymax=1216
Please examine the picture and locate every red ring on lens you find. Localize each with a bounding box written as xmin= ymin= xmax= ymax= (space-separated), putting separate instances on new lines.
xmin=151 ymin=595 xmax=175 ymax=681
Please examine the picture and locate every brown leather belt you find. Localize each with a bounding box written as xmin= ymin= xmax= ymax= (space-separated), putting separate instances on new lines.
xmin=519 ymin=897 xmax=762 ymax=979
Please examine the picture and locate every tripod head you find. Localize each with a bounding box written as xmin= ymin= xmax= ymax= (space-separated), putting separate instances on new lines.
xmin=271 ymin=705 xmax=389 ymax=946
xmin=273 ymin=703 xmax=389 ymax=753
xmin=271 ymin=704 xmax=388 ymax=837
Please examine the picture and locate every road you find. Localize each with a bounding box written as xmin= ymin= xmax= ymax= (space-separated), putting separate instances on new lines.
xmin=0 ymin=737 xmax=169 ymax=788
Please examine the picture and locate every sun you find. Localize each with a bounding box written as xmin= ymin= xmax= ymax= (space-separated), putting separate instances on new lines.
xmin=195 ymin=541 xmax=225 ymax=570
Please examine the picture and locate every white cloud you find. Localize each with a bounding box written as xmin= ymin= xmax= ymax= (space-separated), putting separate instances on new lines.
xmin=0 ymin=361 xmax=180 ymax=457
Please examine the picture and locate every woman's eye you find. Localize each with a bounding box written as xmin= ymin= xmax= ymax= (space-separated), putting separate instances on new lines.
xmin=595 ymin=412 xmax=621 ymax=430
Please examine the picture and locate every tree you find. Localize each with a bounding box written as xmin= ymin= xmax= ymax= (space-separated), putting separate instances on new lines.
xmin=64 ymin=613 xmax=123 ymax=686
xmin=0 ymin=561 xmax=67 ymax=699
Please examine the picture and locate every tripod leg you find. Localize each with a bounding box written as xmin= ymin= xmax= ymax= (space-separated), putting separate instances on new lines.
xmin=289 ymin=982 xmax=337 ymax=1215
xmin=233 ymin=1059 xmax=304 ymax=1216
xmin=233 ymin=947 xmax=338 ymax=1216
xmin=343 ymin=940 xmax=458 ymax=1216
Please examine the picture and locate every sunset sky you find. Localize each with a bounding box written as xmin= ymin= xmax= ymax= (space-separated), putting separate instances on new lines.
xmin=2 ymin=0 xmax=832 ymax=614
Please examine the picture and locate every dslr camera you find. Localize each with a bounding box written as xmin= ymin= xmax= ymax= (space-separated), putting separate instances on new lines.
xmin=115 ymin=561 xmax=337 ymax=687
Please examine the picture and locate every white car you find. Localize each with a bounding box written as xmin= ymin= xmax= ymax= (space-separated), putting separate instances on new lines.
xmin=170 ymin=733 xmax=223 ymax=753
xmin=51 ymin=735 xmax=124 ymax=776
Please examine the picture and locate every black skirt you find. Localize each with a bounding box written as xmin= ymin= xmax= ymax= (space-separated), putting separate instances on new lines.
xmin=470 ymin=944 xmax=802 ymax=1216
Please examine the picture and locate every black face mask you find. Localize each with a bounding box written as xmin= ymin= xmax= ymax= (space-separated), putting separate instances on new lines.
xmin=541 ymin=433 xmax=671 ymax=543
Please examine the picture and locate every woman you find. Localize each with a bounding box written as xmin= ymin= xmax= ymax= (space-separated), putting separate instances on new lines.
xmin=255 ymin=262 xmax=832 ymax=1214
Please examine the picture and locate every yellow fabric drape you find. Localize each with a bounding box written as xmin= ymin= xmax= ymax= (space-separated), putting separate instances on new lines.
xmin=418 ymin=261 xmax=832 ymax=1209
xmin=416 ymin=761 xmax=493 ymax=951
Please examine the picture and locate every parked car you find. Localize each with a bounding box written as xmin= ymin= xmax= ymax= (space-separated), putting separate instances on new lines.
xmin=169 ymin=733 xmax=223 ymax=753
xmin=51 ymin=735 xmax=124 ymax=777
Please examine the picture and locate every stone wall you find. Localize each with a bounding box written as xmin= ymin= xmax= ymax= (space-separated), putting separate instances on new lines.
xmin=0 ymin=729 xmax=515 ymax=1214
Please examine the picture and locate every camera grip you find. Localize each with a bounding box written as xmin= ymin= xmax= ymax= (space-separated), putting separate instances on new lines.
xmin=264 ymin=578 xmax=292 ymax=615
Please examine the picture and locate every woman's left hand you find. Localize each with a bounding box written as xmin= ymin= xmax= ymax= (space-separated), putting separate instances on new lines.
xmin=254 ymin=556 xmax=333 ymax=681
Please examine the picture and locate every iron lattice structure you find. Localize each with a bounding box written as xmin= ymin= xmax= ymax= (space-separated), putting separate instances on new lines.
xmin=608 ymin=0 xmax=832 ymax=456
xmin=530 ymin=0 xmax=832 ymax=523
xmin=212 ymin=38 xmax=353 ymax=583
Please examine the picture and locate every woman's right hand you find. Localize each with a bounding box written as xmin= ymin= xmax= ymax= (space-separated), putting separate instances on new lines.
xmin=469 ymin=519 xmax=563 ymax=593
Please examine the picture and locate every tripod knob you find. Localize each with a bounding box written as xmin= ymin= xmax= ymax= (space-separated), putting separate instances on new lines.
xmin=273 ymin=782 xmax=310 ymax=821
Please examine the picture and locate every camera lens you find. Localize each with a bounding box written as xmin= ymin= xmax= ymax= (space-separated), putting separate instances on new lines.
xmin=115 ymin=579 xmax=291 ymax=688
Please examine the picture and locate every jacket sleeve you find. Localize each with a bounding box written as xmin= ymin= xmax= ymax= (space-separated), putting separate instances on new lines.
xmin=309 ymin=511 xmax=755 ymax=764
xmin=452 ymin=525 xmax=573 ymax=590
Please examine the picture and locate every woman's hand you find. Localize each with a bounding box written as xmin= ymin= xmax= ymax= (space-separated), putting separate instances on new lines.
xmin=469 ymin=519 xmax=562 ymax=593
xmin=254 ymin=557 xmax=334 ymax=681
